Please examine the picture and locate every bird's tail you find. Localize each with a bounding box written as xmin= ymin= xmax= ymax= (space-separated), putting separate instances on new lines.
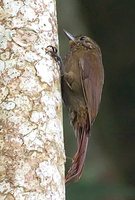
xmin=65 ymin=119 xmax=90 ymax=183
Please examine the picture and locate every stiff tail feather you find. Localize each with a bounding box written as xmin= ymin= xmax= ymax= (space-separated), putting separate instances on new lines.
xmin=65 ymin=126 xmax=89 ymax=183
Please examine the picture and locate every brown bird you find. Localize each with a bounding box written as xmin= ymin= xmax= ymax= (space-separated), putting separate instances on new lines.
xmin=61 ymin=30 xmax=104 ymax=183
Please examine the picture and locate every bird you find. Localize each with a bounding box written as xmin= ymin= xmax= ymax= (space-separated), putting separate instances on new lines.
xmin=61 ymin=30 xmax=104 ymax=183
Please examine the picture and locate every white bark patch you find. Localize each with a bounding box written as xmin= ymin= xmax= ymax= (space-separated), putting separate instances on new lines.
xmin=0 ymin=181 xmax=11 ymax=193
xmin=0 ymin=60 xmax=5 ymax=72
xmin=14 ymin=95 xmax=32 ymax=111
xmin=35 ymin=58 xmax=55 ymax=84
xmin=25 ymin=51 xmax=40 ymax=62
xmin=1 ymin=101 xmax=16 ymax=110
xmin=20 ymin=6 xmax=37 ymax=21
xmin=15 ymin=162 xmax=31 ymax=186
xmin=19 ymin=76 xmax=42 ymax=94
xmin=18 ymin=121 xmax=37 ymax=135
xmin=7 ymin=68 xmax=21 ymax=79
xmin=0 ymin=26 xmax=12 ymax=49
xmin=19 ymin=66 xmax=43 ymax=95
xmin=5 ymin=59 xmax=17 ymax=70
xmin=23 ymin=129 xmax=44 ymax=151
xmin=36 ymin=161 xmax=61 ymax=186
xmin=3 ymin=0 xmax=24 ymax=17
xmin=30 ymin=111 xmax=47 ymax=123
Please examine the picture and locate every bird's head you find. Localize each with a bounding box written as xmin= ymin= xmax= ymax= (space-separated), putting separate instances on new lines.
xmin=63 ymin=30 xmax=98 ymax=50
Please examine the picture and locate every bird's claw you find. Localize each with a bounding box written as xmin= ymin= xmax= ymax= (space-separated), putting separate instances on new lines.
xmin=46 ymin=45 xmax=57 ymax=54
xmin=46 ymin=45 xmax=64 ymax=74
xmin=46 ymin=45 xmax=59 ymax=62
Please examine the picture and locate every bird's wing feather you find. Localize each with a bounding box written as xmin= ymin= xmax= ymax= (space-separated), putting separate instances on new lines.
xmin=79 ymin=51 xmax=104 ymax=123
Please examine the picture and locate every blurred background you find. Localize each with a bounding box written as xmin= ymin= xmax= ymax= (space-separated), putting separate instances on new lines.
xmin=57 ymin=0 xmax=135 ymax=199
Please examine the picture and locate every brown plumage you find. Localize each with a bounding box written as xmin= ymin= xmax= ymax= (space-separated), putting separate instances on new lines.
xmin=62 ymin=30 xmax=104 ymax=183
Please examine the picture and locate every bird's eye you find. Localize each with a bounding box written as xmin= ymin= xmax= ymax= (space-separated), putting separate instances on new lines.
xmin=80 ymin=36 xmax=85 ymax=41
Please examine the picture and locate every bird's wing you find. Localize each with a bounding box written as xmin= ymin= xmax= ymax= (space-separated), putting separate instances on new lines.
xmin=79 ymin=51 xmax=104 ymax=123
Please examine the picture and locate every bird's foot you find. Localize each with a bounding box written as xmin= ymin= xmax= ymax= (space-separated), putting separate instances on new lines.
xmin=45 ymin=45 xmax=63 ymax=74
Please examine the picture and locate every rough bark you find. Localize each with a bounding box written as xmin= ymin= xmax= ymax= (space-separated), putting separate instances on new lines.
xmin=0 ymin=0 xmax=65 ymax=199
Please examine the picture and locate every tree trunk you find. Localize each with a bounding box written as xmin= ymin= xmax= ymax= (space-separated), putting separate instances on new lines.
xmin=0 ymin=0 xmax=65 ymax=199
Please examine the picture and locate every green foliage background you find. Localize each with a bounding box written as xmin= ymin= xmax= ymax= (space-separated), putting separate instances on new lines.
xmin=57 ymin=0 xmax=135 ymax=199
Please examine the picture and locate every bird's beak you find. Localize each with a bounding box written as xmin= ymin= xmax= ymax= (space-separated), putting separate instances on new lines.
xmin=63 ymin=29 xmax=76 ymax=41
